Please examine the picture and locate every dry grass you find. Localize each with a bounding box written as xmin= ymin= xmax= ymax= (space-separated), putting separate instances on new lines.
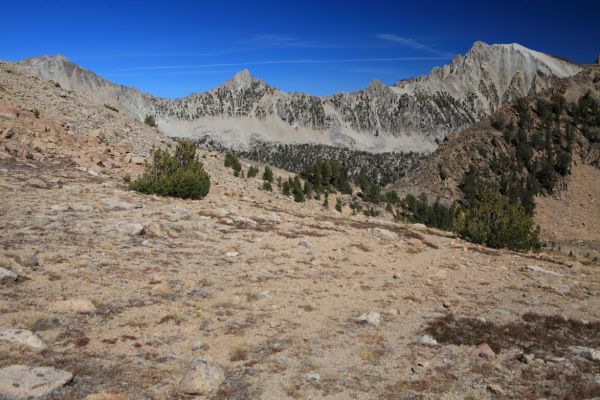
xmin=229 ymin=345 xmax=248 ymax=362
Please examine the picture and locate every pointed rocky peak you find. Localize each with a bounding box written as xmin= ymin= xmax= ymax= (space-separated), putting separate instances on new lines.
xmin=222 ymin=69 xmax=256 ymax=91
xmin=366 ymin=79 xmax=385 ymax=90
xmin=21 ymin=54 xmax=72 ymax=65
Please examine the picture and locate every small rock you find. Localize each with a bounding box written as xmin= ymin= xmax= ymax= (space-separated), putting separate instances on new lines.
xmin=0 ymin=329 xmax=46 ymax=350
xmin=191 ymin=341 xmax=204 ymax=351
xmin=369 ymin=227 xmax=398 ymax=241
xmin=412 ymin=223 xmax=427 ymax=231
xmin=84 ymin=394 xmax=127 ymax=400
xmin=177 ymin=357 xmax=225 ymax=395
xmin=486 ymin=383 xmax=505 ymax=395
xmin=422 ymin=312 xmax=447 ymax=320
xmin=0 ymin=254 xmax=11 ymax=268
xmin=517 ymin=353 xmax=535 ymax=364
xmin=115 ymin=222 xmax=145 ymax=236
xmin=259 ymin=290 xmax=273 ymax=298
xmin=525 ymin=265 xmax=563 ymax=277
xmin=0 ymin=267 xmax=18 ymax=283
xmin=568 ymin=346 xmax=600 ymax=361
xmin=25 ymin=178 xmax=49 ymax=189
xmin=214 ymin=208 xmax=229 ymax=217
xmin=554 ymin=284 xmax=570 ymax=294
xmin=442 ymin=301 xmax=451 ymax=308
xmin=75 ymin=166 xmax=100 ymax=176
xmin=225 ymin=251 xmax=239 ymax=258
xmin=50 ymin=299 xmax=96 ymax=314
xmin=70 ymin=203 xmax=94 ymax=212
xmin=276 ymin=355 xmax=290 ymax=366
xmin=356 ymin=311 xmax=381 ymax=326
xmin=304 ymin=372 xmax=321 ymax=383
xmin=525 ymin=298 xmax=540 ymax=306
xmin=0 ymin=365 xmax=72 ymax=399
xmin=7 ymin=251 xmax=39 ymax=268
xmin=101 ymin=197 xmax=141 ymax=210
xmin=387 ymin=308 xmax=399 ymax=317
xmin=50 ymin=204 xmax=70 ymax=212
xmin=130 ymin=156 xmax=145 ymax=165
xmin=415 ymin=335 xmax=438 ymax=346
xmin=471 ymin=343 xmax=496 ymax=359
xmin=298 ymin=239 xmax=312 ymax=249
xmin=233 ymin=215 xmax=256 ymax=226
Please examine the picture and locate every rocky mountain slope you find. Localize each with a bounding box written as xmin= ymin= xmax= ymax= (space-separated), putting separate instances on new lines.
xmin=2 ymin=50 xmax=600 ymax=400
xmin=392 ymin=63 xmax=600 ymax=260
xmin=0 ymin=61 xmax=169 ymax=171
xmin=18 ymin=42 xmax=581 ymax=153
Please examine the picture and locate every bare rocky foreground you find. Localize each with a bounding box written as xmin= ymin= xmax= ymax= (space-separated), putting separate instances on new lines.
xmin=1 ymin=152 xmax=600 ymax=399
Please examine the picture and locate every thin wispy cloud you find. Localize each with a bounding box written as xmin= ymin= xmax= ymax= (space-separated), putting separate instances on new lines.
xmin=107 ymin=56 xmax=451 ymax=73
xmin=375 ymin=34 xmax=454 ymax=57
xmin=241 ymin=34 xmax=380 ymax=50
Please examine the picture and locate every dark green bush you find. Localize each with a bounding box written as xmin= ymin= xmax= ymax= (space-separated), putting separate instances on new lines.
xmin=247 ymin=165 xmax=259 ymax=178
xmin=262 ymin=181 xmax=273 ymax=192
xmin=357 ymin=176 xmax=381 ymax=203
xmin=144 ymin=115 xmax=157 ymax=127
xmin=224 ymin=153 xmax=242 ymax=176
xmin=292 ymin=176 xmax=305 ymax=202
xmin=262 ymin=165 xmax=273 ymax=182
xmin=457 ymin=186 xmax=540 ymax=251
xmin=335 ymin=198 xmax=343 ymax=212
xmin=129 ymin=141 xmax=210 ymax=200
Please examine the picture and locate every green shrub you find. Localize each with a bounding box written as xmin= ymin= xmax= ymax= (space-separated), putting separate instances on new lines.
xmin=144 ymin=115 xmax=157 ymax=127
xmin=457 ymin=186 xmax=540 ymax=251
xmin=358 ymin=176 xmax=381 ymax=203
xmin=129 ymin=141 xmax=210 ymax=200
xmin=247 ymin=165 xmax=259 ymax=178
xmin=224 ymin=153 xmax=242 ymax=176
xmin=335 ymin=198 xmax=343 ymax=213
xmin=292 ymin=176 xmax=305 ymax=202
xmin=262 ymin=165 xmax=273 ymax=182
xmin=323 ymin=193 xmax=329 ymax=208
xmin=282 ymin=178 xmax=292 ymax=196
xmin=262 ymin=181 xmax=272 ymax=192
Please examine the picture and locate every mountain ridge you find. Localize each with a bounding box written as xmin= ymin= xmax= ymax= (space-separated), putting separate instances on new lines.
xmin=18 ymin=42 xmax=583 ymax=153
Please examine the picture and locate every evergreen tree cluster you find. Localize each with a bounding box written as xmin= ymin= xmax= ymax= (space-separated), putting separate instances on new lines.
xmin=196 ymin=141 xmax=421 ymax=186
xmin=300 ymin=159 xmax=352 ymax=194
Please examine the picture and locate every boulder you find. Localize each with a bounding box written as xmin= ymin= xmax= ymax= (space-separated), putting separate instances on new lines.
xmin=568 ymin=345 xmax=600 ymax=361
xmin=356 ymin=311 xmax=381 ymax=326
xmin=0 ymin=329 xmax=46 ymax=350
xmin=0 ymin=267 xmax=17 ymax=283
xmin=369 ymin=227 xmax=398 ymax=241
xmin=471 ymin=343 xmax=496 ymax=359
xmin=50 ymin=299 xmax=96 ymax=314
xmin=0 ymin=365 xmax=72 ymax=399
xmin=6 ymin=250 xmax=38 ymax=268
xmin=177 ymin=357 xmax=225 ymax=395
xmin=101 ymin=197 xmax=141 ymax=210
xmin=0 ymin=103 xmax=18 ymax=120
xmin=114 ymin=222 xmax=145 ymax=236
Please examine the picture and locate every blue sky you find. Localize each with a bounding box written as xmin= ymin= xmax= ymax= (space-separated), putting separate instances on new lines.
xmin=3 ymin=0 xmax=599 ymax=97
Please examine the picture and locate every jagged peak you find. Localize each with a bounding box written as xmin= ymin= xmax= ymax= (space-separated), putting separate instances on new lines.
xmin=21 ymin=54 xmax=72 ymax=64
xmin=366 ymin=79 xmax=385 ymax=90
xmin=221 ymin=68 xmax=256 ymax=90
